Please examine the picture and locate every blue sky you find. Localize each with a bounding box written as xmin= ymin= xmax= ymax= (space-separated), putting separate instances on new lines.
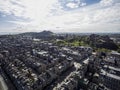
xmin=0 ymin=0 xmax=120 ymax=33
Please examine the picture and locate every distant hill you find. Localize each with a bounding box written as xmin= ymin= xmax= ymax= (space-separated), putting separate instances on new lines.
xmin=39 ymin=30 xmax=54 ymax=36
xmin=20 ymin=30 xmax=55 ymax=39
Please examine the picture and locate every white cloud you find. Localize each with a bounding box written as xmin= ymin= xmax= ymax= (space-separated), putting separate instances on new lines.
xmin=80 ymin=3 xmax=86 ymax=6
xmin=0 ymin=0 xmax=61 ymax=18
xmin=0 ymin=0 xmax=24 ymax=16
xmin=65 ymin=0 xmax=86 ymax=9
xmin=66 ymin=2 xmax=86 ymax=8
xmin=100 ymin=0 xmax=114 ymax=6
xmin=66 ymin=3 xmax=79 ymax=8
xmin=0 ymin=0 xmax=120 ymax=32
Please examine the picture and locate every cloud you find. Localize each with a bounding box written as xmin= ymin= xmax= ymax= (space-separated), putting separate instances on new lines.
xmin=0 ymin=0 xmax=25 ymax=16
xmin=0 ymin=0 xmax=60 ymax=18
xmin=65 ymin=0 xmax=86 ymax=9
xmin=100 ymin=0 xmax=120 ymax=6
xmin=0 ymin=0 xmax=120 ymax=32
xmin=66 ymin=3 xmax=79 ymax=8
xmin=100 ymin=0 xmax=114 ymax=6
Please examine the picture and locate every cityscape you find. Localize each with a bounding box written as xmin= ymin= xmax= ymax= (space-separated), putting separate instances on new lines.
xmin=0 ymin=0 xmax=120 ymax=90
xmin=0 ymin=31 xmax=120 ymax=90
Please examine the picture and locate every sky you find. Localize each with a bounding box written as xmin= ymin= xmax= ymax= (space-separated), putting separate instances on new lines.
xmin=0 ymin=0 xmax=120 ymax=33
